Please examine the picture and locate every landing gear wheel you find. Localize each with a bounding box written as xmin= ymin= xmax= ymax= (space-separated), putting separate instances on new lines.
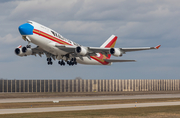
xmin=74 ymin=58 xmax=77 ymax=65
xmin=74 ymin=62 xmax=77 ymax=65
xmin=67 ymin=61 xmax=70 ymax=65
xmin=58 ymin=60 xmax=65 ymax=66
xmin=71 ymin=61 xmax=74 ymax=66
xmin=69 ymin=62 xmax=72 ymax=66
xmin=74 ymin=58 xmax=76 ymax=62
xmin=47 ymin=58 xmax=52 ymax=65
xmin=58 ymin=61 xmax=61 ymax=65
xmin=47 ymin=58 xmax=52 ymax=62
xmin=48 ymin=62 xmax=53 ymax=65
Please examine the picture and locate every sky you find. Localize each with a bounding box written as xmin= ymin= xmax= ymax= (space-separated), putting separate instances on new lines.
xmin=0 ymin=0 xmax=179 ymax=80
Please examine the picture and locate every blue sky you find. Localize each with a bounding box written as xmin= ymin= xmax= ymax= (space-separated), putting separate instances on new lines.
xmin=0 ymin=0 xmax=179 ymax=80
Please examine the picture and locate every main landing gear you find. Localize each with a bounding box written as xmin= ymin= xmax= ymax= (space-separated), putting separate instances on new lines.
xmin=47 ymin=58 xmax=77 ymax=66
xmin=47 ymin=58 xmax=53 ymax=65
xmin=67 ymin=58 xmax=77 ymax=66
xmin=58 ymin=58 xmax=77 ymax=66
xmin=58 ymin=60 xmax=65 ymax=66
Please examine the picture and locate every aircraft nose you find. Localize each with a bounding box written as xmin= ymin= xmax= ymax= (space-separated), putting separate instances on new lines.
xmin=18 ymin=23 xmax=34 ymax=35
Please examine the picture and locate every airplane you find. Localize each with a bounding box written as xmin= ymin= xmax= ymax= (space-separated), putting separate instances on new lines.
xmin=15 ymin=21 xmax=161 ymax=66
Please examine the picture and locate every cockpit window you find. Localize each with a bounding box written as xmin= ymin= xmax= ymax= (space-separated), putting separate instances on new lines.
xmin=27 ymin=21 xmax=33 ymax=24
xmin=51 ymin=31 xmax=55 ymax=36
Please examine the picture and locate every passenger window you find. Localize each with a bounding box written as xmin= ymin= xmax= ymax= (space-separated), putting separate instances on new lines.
xmin=58 ymin=34 xmax=61 ymax=39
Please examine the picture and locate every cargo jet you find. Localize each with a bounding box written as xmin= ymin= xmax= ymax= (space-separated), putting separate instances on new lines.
xmin=15 ymin=21 xmax=161 ymax=66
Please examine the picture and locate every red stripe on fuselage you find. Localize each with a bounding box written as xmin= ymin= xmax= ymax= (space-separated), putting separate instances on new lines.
xmin=33 ymin=29 xmax=72 ymax=46
xmin=33 ymin=29 xmax=110 ymax=65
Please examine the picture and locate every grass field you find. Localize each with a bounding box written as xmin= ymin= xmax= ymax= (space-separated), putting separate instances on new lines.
xmin=0 ymin=92 xmax=180 ymax=117
xmin=0 ymin=106 xmax=180 ymax=118
xmin=0 ymin=98 xmax=180 ymax=109
xmin=0 ymin=91 xmax=180 ymax=99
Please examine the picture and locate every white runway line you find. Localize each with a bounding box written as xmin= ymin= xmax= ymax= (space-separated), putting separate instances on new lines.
xmin=0 ymin=94 xmax=180 ymax=103
xmin=0 ymin=101 xmax=180 ymax=114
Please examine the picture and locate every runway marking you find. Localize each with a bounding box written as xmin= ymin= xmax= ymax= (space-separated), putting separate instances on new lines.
xmin=0 ymin=101 xmax=180 ymax=114
xmin=0 ymin=94 xmax=180 ymax=103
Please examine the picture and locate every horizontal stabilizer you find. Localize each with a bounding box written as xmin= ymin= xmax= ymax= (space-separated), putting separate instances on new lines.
xmin=104 ymin=59 xmax=136 ymax=62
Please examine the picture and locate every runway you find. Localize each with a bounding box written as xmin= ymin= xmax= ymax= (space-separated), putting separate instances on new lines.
xmin=0 ymin=101 xmax=180 ymax=114
xmin=0 ymin=94 xmax=180 ymax=103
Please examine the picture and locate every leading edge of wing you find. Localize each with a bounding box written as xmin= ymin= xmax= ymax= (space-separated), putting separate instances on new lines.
xmin=104 ymin=59 xmax=136 ymax=62
xmin=121 ymin=45 xmax=161 ymax=52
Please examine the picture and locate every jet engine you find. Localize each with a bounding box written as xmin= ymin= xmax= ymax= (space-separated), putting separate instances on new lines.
xmin=14 ymin=45 xmax=24 ymax=57
xmin=75 ymin=46 xmax=88 ymax=55
xmin=22 ymin=46 xmax=32 ymax=56
xmin=110 ymin=48 xmax=123 ymax=57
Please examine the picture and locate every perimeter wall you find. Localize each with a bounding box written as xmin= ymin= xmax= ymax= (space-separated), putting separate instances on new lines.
xmin=0 ymin=79 xmax=179 ymax=92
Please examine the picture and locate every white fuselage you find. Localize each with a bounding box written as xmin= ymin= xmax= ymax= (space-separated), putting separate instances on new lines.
xmin=16 ymin=21 xmax=160 ymax=66
xmin=25 ymin=21 xmax=110 ymax=65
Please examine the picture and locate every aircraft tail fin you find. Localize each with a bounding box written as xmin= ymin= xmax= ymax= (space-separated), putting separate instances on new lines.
xmin=100 ymin=35 xmax=117 ymax=59
xmin=100 ymin=35 xmax=118 ymax=48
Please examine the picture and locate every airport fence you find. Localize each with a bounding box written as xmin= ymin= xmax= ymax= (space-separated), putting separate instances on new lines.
xmin=0 ymin=79 xmax=179 ymax=93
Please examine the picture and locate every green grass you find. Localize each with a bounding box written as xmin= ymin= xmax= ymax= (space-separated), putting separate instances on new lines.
xmin=1 ymin=106 xmax=180 ymax=118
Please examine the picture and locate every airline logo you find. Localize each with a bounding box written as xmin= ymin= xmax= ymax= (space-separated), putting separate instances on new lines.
xmin=33 ymin=29 xmax=72 ymax=46
xmin=91 ymin=35 xmax=118 ymax=65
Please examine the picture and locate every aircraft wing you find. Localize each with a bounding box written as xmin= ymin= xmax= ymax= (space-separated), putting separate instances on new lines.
xmin=88 ymin=47 xmax=110 ymax=52
xmin=121 ymin=45 xmax=161 ymax=52
xmin=55 ymin=44 xmax=76 ymax=53
xmin=88 ymin=47 xmax=110 ymax=55
xmin=32 ymin=46 xmax=57 ymax=60
xmin=55 ymin=43 xmax=161 ymax=57
xmin=104 ymin=59 xmax=136 ymax=62
xmin=87 ymin=45 xmax=161 ymax=56
xmin=55 ymin=45 xmax=111 ymax=57
xmin=31 ymin=46 xmax=45 ymax=56
xmin=88 ymin=45 xmax=161 ymax=53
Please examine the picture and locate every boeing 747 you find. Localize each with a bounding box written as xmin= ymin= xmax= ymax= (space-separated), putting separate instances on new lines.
xmin=15 ymin=21 xmax=161 ymax=66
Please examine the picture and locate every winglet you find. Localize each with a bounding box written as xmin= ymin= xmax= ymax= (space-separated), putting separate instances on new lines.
xmin=155 ymin=45 xmax=161 ymax=49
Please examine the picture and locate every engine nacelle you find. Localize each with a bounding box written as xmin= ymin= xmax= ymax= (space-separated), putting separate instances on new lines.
xmin=22 ymin=46 xmax=32 ymax=55
xmin=14 ymin=45 xmax=24 ymax=57
xmin=110 ymin=48 xmax=123 ymax=57
xmin=75 ymin=46 xmax=88 ymax=55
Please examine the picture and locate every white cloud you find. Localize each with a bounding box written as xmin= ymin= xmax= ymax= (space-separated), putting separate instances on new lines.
xmin=0 ymin=0 xmax=180 ymax=79
xmin=0 ymin=34 xmax=21 ymax=44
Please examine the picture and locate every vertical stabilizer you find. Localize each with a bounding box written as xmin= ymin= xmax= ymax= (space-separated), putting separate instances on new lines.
xmin=100 ymin=35 xmax=117 ymax=48
xmin=100 ymin=35 xmax=118 ymax=59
